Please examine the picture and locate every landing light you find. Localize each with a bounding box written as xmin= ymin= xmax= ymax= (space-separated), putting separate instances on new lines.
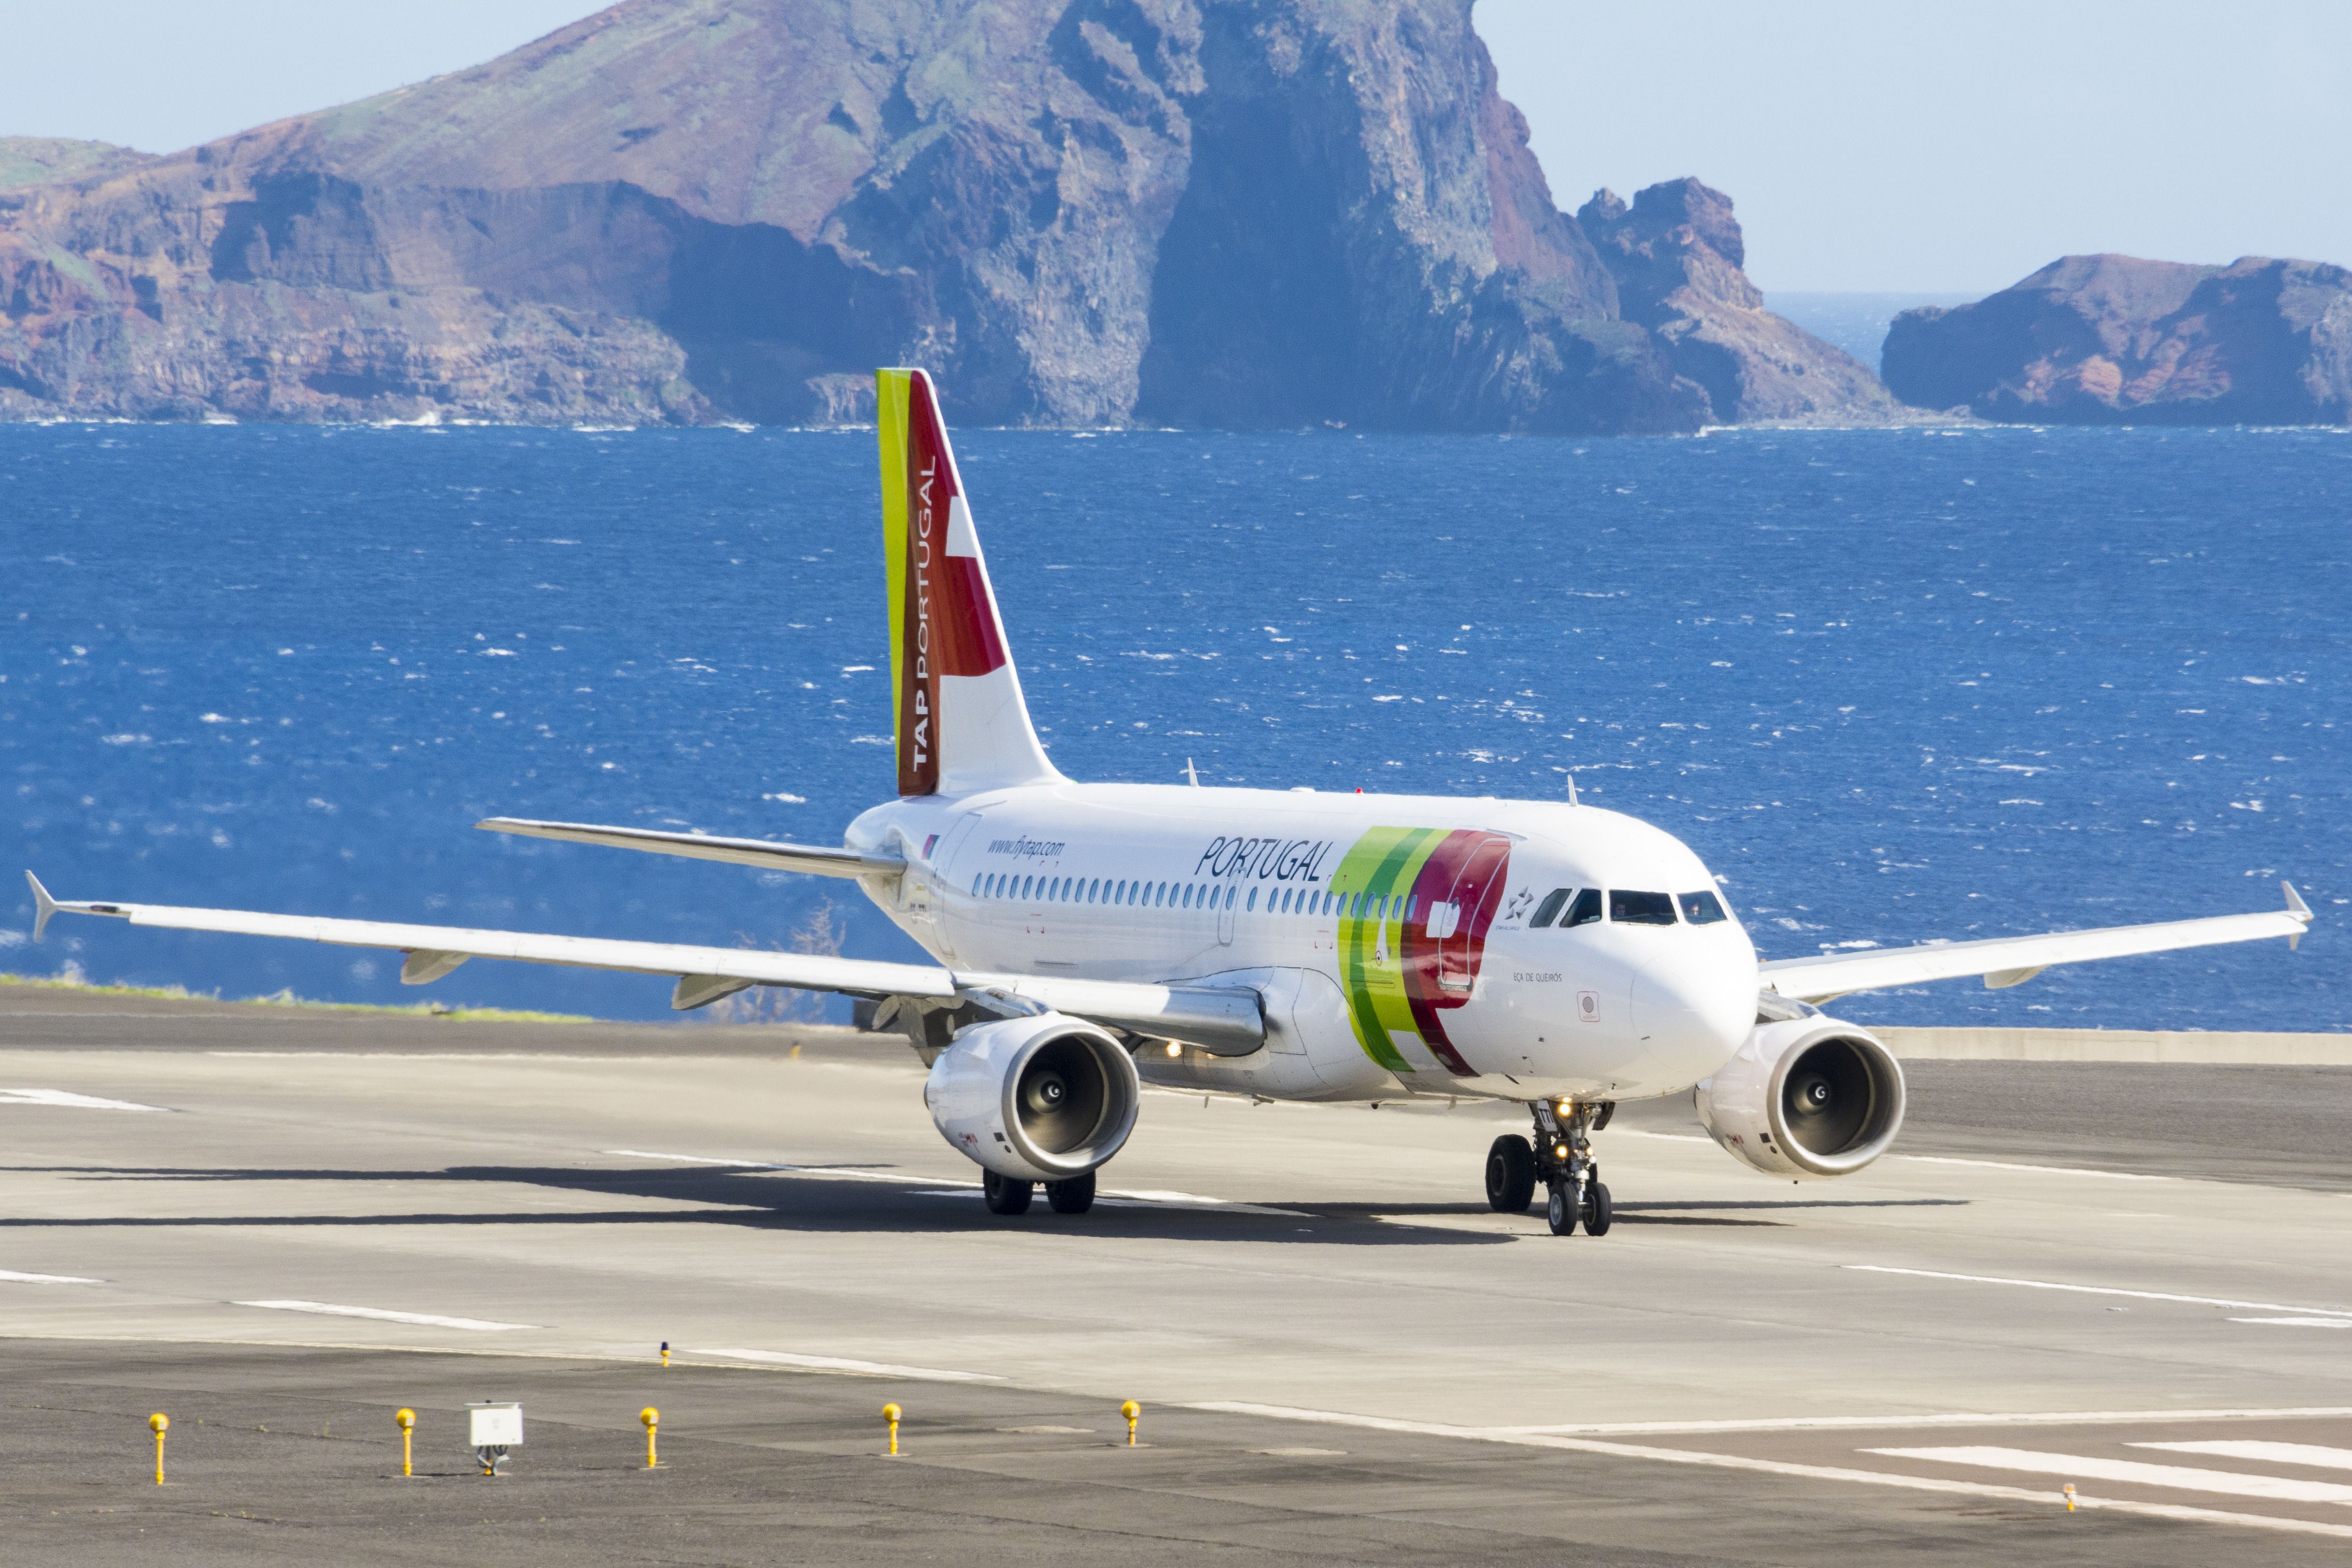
xmin=1163 ymin=1042 xmax=1181 ymax=1058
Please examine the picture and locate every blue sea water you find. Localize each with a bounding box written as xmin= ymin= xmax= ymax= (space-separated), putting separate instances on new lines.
xmin=3 ymin=421 xmax=2345 ymax=1032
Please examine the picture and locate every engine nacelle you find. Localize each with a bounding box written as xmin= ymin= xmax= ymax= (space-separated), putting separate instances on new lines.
xmin=924 ymin=1013 xmax=1141 ymax=1181
xmin=1695 ymin=1011 xmax=1906 ymax=1179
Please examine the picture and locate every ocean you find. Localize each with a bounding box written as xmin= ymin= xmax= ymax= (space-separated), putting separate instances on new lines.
xmin=4 ymin=420 xmax=2344 ymax=1032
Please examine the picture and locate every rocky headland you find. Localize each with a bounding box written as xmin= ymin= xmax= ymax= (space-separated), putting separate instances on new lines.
xmin=1884 ymin=253 xmax=2352 ymax=425
xmin=0 ymin=0 xmax=1884 ymax=432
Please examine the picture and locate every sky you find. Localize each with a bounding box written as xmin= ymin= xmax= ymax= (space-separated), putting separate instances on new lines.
xmin=1477 ymin=0 xmax=2352 ymax=292
xmin=5 ymin=1 xmax=2347 ymax=294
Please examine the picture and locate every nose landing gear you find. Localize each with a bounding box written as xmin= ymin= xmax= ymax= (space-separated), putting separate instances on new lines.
xmin=1526 ymin=1099 xmax=1613 ymax=1237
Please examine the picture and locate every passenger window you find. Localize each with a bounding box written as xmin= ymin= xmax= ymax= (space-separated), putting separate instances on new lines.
xmin=1529 ymin=888 xmax=1571 ymax=928
xmin=1561 ymin=889 xmax=1602 ymax=928
xmin=1679 ymin=891 xmax=1728 ymax=924
xmin=1610 ymin=890 xmax=1677 ymax=926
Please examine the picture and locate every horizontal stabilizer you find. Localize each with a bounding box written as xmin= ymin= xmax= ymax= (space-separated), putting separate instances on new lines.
xmin=1763 ymin=882 xmax=2313 ymax=1003
xmin=477 ymin=818 xmax=901 ymax=880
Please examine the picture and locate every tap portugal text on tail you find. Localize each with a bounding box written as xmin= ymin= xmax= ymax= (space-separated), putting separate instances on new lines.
xmin=28 ymin=368 xmax=2314 ymax=1233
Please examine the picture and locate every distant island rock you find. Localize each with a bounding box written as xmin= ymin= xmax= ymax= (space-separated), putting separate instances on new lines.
xmin=1884 ymin=254 xmax=2352 ymax=425
xmin=1577 ymin=180 xmax=1893 ymax=426
xmin=0 ymin=0 xmax=1886 ymax=433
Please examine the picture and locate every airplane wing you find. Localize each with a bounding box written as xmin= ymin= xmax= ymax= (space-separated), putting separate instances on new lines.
xmin=1760 ymin=882 xmax=2312 ymax=1003
xmin=475 ymin=817 xmax=902 ymax=879
xmin=23 ymin=874 xmax=1263 ymax=1055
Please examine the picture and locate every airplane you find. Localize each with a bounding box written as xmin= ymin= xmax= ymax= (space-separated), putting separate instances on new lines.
xmin=26 ymin=368 xmax=2314 ymax=1237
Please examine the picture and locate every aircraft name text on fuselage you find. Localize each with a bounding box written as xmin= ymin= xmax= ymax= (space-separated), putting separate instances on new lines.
xmin=1193 ymin=835 xmax=1336 ymax=883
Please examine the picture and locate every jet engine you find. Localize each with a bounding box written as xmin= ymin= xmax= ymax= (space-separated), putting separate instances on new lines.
xmin=924 ymin=1013 xmax=1141 ymax=1181
xmin=1695 ymin=1004 xmax=1905 ymax=1179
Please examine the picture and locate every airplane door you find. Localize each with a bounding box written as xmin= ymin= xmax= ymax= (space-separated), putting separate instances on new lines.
xmin=1434 ymin=835 xmax=1513 ymax=993
xmin=1217 ymin=883 xmax=1236 ymax=945
xmin=926 ymin=813 xmax=986 ymax=964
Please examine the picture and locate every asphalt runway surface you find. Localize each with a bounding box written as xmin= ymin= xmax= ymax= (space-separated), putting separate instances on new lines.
xmin=5 ymin=987 xmax=2352 ymax=1565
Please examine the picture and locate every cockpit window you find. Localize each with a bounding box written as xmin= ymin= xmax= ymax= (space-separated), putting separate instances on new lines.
xmin=1529 ymin=888 xmax=1571 ymax=928
xmin=1561 ymin=888 xmax=1603 ymax=928
xmin=1609 ymin=890 xmax=1677 ymax=926
xmin=1679 ymin=890 xmax=1728 ymax=924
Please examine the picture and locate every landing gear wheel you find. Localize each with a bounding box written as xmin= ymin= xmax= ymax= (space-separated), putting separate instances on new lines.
xmin=1044 ymin=1171 xmax=1096 ymax=1215
xmin=1485 ymin=1134 xmax=1536 ymax=1213
xmin=1546 ymin=1181 xmax=1578 ymax=1236
xmin=1582 ymin=1180 xmax=1613 ymax=1237
xmin=983 ymin=1172 xmax=1033 ymax=1215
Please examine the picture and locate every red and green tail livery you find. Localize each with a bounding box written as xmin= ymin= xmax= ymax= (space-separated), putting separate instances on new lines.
xmin=875 ymin=369 xmax=1056 ymax=797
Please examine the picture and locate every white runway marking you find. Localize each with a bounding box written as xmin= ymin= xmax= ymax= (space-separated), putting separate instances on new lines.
xmin=1193 ymin=1402 xmax=2352 ymax=1540
xmin=2138 ymin=1441 xmax=2352 ymax=1471
xmin=1867 ymin=1445 xmax=2352 ymax=1505
xmin=1488 ymin=1405 xmax=2352 ymax=1437
xmin=690 ymin=1347 xmax=1002 ymax=1383
xmin=0 ymin=1088 xmax=166 ymax=1112
xmin=234 ymin=1299 xmax=534 ymax=1331
xmin=0 ymin=1269 xmax=101 ymax=1284
xmin=1845 ymin=1265 xmax=2352 ymax=1319
xmin=1897 ymin=1154 xmax=2166 ymax=1181
xmin=2231 ymin=1316 xmax=2352 ymax=1328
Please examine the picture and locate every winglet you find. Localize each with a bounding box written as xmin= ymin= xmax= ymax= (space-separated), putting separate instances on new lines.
xmin=2284 ymin=880 xmax=2312 ymax=950
xmin=25 ymin=870 xmax=57 ymax=943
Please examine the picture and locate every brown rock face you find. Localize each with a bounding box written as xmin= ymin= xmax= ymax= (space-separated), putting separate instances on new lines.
xmin=0 ymin=0 xmax=1886 ymax=431
xmin=1577 ymin=179 xmax=1897 ymax=425
xmin=1883 ymin=253 xmax=2352 ymax=425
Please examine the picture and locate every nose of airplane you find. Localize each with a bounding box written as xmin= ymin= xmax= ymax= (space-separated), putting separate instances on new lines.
xmin=1629 ymin=950 xmax=1755 ymax=1078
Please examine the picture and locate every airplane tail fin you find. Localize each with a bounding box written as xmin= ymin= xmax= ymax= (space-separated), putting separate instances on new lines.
xmin=875 ymin=368 xmax=1061 ymax=797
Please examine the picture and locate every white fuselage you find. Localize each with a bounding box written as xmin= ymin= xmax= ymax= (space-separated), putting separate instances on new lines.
xmin=848 ymin=782 xmax=1758 ymax=1106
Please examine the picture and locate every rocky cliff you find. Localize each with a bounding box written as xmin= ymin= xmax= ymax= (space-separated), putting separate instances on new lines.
xmin=1884 ymin=253 xmax=2352 ymax=425
xmin=1576 ymin=179 xmax=1895 ymax=425
xmin=0 ymin=0 xmax=1881 ymax=432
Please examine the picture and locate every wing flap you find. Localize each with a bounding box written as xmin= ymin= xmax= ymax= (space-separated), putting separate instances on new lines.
xmin=1762 ymin=884 xmax=2311 ymax=1003
xmin=476 ymin=818 xmax=901 ymax=880
xmin=27 ymin=875 xmax=1264 ymax=1052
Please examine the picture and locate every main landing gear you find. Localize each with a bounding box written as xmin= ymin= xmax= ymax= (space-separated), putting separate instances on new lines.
xmin=982 ymin=1170 xmax=1097 ymax=1216
xmin=1486 ymin=1099 xmax=1613 ymax=1236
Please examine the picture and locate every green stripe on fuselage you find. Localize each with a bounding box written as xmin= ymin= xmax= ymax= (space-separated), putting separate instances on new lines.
xmin=1332 ymin=826 xmax=1444 ymax=1074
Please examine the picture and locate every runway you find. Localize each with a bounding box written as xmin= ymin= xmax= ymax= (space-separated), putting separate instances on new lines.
xmin=5 ymin=986 xmax=2351 ymax=1564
